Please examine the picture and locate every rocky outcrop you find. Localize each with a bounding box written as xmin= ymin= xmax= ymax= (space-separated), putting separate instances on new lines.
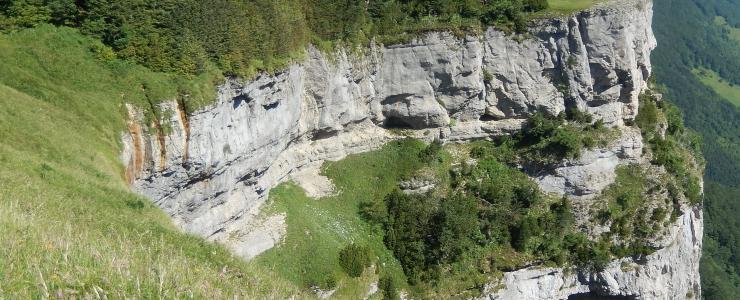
xmin=535 ymin=126 xmax=644 ymax=199
xmin=481 ymin=208 xmax=702 ymax=300
xmin=120 ymin=0 xmax=699 ymax=298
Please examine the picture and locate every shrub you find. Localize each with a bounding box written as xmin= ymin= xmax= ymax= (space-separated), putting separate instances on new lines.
xmin=685 ymin=176 xmax=703 ymax=205
xmin=651 ymin=207 xmax=667 ymax=222
xmin=379 ymin=275 xmax=399 ymax=300
xmin=515 ymin=112 xmax=604 ymax=163
xmin=589 ymin=240 xmax=612 ymax=271
xmin=519 ymin=113 xmax=562 ymax=145
xmin=651 ymin=138 xmax=686 ymax=175
xmin=483 ymin=68 xmax=494 ymax=82
xmin=552 ymin=198 xmax=575 ymax=231
xmin=547 ymin=127 xmax=583 ymax=159
xmin=438 ymin=193 xmax=480 ymax=262
xmin=511 ymin=216 xmax=538 ymax=252
xmin=383 ymin=191 xmax=436 ymax=283
xmin=566 ymin=108 xmax=593 ymax=124
xmin=593 ymin=119 xmax=605 ymax=130
xmin=566 ymin=56 xmax=578 ymax=68
xmin=661 ymin=102 xmax=685 ymax=135
xmin=420 ymin=139 xmax=443 ymax=163
xmin=359 ymin=200 xmax=388 ymax=225
xmin=636 ymin=93 xmax=660 ymax=138
xmin=524 ymin=0 xmax=549 ymax=11
xmin=338 ymin=243 xmax=373 ymax=277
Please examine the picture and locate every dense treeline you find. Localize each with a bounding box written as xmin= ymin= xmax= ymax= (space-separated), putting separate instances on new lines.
xmin=0 ymin=0 xmax=548 ymax=76
xmin=652 ymin=0 xmax=740 ymax=298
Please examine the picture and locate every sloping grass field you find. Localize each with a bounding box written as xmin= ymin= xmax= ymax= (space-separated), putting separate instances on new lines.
xmin=255 ymin=139 xmax=433 ymax=298
xmin=693 ymin=68 xmax=740 ymax=108
xmin=547 ymin=0 xmax=596 ymax=13
xmin=0 ymin=25 xmax=302 ymax=298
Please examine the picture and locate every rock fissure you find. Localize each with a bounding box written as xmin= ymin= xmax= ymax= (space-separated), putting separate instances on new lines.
xmin=120 ymin=0 xmax=700 ymax=298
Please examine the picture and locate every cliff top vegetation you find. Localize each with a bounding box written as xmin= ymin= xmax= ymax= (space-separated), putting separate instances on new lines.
xmin=0 ymin=0 xmax=599 ymax=78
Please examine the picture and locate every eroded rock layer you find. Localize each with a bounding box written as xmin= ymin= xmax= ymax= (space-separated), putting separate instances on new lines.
xmin=121 ymin=0 xmax=701 ymax=298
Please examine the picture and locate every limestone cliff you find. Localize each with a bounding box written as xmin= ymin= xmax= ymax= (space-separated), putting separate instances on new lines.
xmin=121 ymin=0 xmax=701 ymax=298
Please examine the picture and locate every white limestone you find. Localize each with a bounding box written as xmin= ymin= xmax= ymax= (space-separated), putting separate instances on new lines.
xmin=120 ymin=0 xmax=700 ymax=298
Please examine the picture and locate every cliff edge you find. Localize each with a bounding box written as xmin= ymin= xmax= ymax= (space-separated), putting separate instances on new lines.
xmin=120 ymin=0 xmax=702 ymax=298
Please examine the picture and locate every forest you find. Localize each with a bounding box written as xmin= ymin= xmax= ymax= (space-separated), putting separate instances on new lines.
xmin=652 ymin=0 xmax=740 ymax=298
xmin=0 ymin=0 xmax=548 ymax=76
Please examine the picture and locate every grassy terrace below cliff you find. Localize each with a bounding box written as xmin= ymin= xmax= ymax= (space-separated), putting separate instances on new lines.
xmin=1 ymin=1 xmax=691 ymax=298
xmin=255 ymin=95 xmax=702 ymax=298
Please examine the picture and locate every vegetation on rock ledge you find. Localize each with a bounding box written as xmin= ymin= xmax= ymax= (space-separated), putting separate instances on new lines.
xmin=259 ymin=104 xmax=701 ymax=298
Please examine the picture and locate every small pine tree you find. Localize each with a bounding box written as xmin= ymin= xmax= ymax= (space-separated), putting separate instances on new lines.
xmin=379 ymin=275 xmax=399 ymax=300
xmin=338 ymin=244 xmax=372 ymax=277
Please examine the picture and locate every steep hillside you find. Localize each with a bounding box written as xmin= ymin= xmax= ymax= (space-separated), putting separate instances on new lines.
xmin=0 ymin=26 xmax=302 ymax=298
xmin=120 ymin=0 xmax=704 ymax=298
xmin=652 ymin=0 xmax=740 ymax=298
xmin=0 ymin=0 xmax=714 ymax=299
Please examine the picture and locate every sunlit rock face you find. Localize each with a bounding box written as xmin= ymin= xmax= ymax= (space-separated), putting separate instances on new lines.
xmin=121 ymin=0 xmax=700 ymax=298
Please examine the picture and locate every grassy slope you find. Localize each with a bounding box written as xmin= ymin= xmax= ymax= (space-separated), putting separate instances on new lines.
xmin=714 ymin=16 xmax=740 ymax=43
xmin=0 ymin=25 xmax=301 ymax=298
xmin=257 ymin=140 xmax=528 ymax=298
xmin=255 ymin=139 xmax=430 ymax=298
xmin=547 ymin=0 xmax=596 ymax=13
xmin=693 ymin=68 xmax=740 ymax=107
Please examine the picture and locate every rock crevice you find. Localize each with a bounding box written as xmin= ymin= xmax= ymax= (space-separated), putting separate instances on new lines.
xmin=121 ymin=0 xmax=700 ymax=298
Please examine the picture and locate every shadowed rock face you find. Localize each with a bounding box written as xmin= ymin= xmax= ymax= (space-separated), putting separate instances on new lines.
xmin=121 ymin=0 xmax=701 ymax=298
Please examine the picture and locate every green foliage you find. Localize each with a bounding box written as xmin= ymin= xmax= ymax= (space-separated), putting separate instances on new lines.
xmin=524 ymin=0 xmax=549 ymax=11
xmin=366 ymin=136 xmax=618 ymax=291
xmin=566 ymin=56 xmax=577 ymax=68
xmin=700 ymin=182 xmax=740 ymax=299
xmin=483 ymin=68 xmax=494 ymax=82
xmin=653 ymin=1 xmax=740 ymax=291
xmin=566 ymin=107 xmax=593 ymax=124
xmin=635 ymin=93 xmax=660 ymax=139
xmin=359 ymin=199 xmax=389 ymax=225
xmin=545 ymin=0 xmax=594 ymax=14
xmin=0 ymin=0 xmax=51 ymax=29
xmin=635 ymin=90 xmax=704 ymax=206
xmin=437 ymin=193 xmax=480 ymax=262
xmin=379 ymin=274 xmax=399 ymax=300
xmin=0 ymin=25 xmax=300 ymax=298
xmin=339 ymin=244 xmax=373 ymax=278
xmin=515 ymin=112 xmax=611 ymax=164
xmin=661 ymin=101 xmax=685 ymax=135
xmin=256 ymin=139 xmax=427 ymax=296
xmin=385 ymin=191 xmax=438 ymax=284
xmin=1 ymin=0 xmax=556 ymax=76
xmin=419 ymin=139 xmax=443 ymax=164
xmin=694 ymin=67 xmax=740 ymax=107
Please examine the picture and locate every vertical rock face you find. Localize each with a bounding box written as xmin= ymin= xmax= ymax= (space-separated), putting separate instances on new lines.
xmin=121 ymin=0 xmax=700 ymax=298
xmin=479 ymin=207 xmax=703 ymax=300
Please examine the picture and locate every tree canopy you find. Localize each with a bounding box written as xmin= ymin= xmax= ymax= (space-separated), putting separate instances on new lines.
xmin=1 ymin=0 xmax=549 ymax=76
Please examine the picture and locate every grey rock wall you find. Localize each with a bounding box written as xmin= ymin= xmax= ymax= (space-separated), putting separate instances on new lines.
xmin=480 ymin=208 xmax=702 ymax=300
xmin=120 ymin=0 xmax=700 ymax=298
